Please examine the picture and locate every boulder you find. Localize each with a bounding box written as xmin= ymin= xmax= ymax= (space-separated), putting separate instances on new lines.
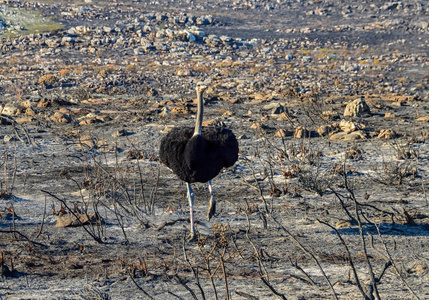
xmin=344 ymin=97 xmax=371 ymax=117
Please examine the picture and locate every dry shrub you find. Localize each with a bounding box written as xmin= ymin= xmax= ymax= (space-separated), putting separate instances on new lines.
xmin=38 ymin=74 xmax=58 ymax=87
xmin=59 ymin=69 xmax=70 ymax=76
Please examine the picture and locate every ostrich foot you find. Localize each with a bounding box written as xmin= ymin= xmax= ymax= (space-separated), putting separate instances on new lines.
xmin=207 ymin=196 xmax=216 ymax=220
xmin=188 ymin=231 xmax=197 ymax=242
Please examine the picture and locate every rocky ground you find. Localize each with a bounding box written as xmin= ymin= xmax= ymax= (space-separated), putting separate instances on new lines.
xmin=0 ymin=0 xmax=429 ymax=299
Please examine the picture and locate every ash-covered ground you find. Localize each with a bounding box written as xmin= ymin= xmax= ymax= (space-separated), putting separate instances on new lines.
xmin=1 ymin=0 xmax=428 ymax=299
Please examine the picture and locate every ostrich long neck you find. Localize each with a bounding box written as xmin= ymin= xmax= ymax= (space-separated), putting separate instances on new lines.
xmin=193 ymin=89 xmax=204 ymax=136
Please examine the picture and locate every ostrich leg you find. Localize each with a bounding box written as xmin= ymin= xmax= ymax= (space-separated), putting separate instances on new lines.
xmin=207 ymin=180 xmax=216 ymax=220
xmin=187 ymin=183 xmax=197 ymax=240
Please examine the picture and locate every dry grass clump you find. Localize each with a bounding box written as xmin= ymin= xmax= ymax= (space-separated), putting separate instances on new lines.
xmin=38 ymin=74 xmax=58 ymax=87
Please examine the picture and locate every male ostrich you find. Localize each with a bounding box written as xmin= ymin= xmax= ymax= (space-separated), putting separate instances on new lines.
xmin=159 ymin=83 xmax=239 ymax=240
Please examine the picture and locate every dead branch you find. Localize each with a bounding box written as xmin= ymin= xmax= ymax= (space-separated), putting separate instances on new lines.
xmin=260 ymin=277 xmax=287 ymax=300
xmin=269 ymin=214 xmax=339 ymax=300
xmin=317 ymin=219 xmax=371 ymax=300
xmin=182 ymin=237 xmax=206 ymax=300
xmin=34 ymin=196 xmax=47 ymax=240
xmin=0 ymin=230 xmax=47 ymax=248
xmin=235 ymin=290 xmax=259 ymax=300
xmin=128 ymin=272 xmax=155 ymax=300
xmin=373 ymin=226 xmax=421 ymax=300
xmin=154 ymin=218 xmax=190 ymax=231
xmin=220 ymin=255 xmax=230 ymax=300
xmin=288 ymin=257 xmax=317 ymax=286
xmin=173 ymin=273 xmax=199 ymax=300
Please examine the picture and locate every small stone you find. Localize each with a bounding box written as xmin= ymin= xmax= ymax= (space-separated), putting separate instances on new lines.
xmin=409 ymin=265 xmax=428 ymax=275
xmin=336 ymin=221 xmax=351 ymax=229
xmin=25 ymin=107 xmax=36 ymax=116
xmin=339 ymin=119 xmax=365 ymax=133
xmin=384 ymin=112 xmax=396 ymax=118
xmin=49 ymin=111 xmax=72 ymax=123
xmin=275 ymin=129 xmax=292 ymax=138
xmin=330 ymin=131 xmax=367 ymax=141
xmin=55 ymin=213 xmax=102 ymax=227
xmin=416 ymin=116 xmax=429 ymax=121
xmin=377 ymin=129 xmax=396 ymax=139
xmin=159 ymin=107 xmax=171 ymax=118
xmin=250 ymin=122 xmax=261 ymax=130
xmin=4 ymin=135 xmax=15 ymax=143
xmin=294 ymin=126 xmax=310 ymax=139
xmin=113 ymin=129 xmax=128 ymax=137
xmin=1 ymin=103 xmax=20 ymax=116
xmin=317 ymin=124 xmax=338 ymax=136
xmin=271 ymin=104 xmax=287 ymax=115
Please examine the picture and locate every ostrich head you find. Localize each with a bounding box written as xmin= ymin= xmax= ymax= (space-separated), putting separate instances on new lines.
xmin=196 ymin=82 xmax=208 ymax=95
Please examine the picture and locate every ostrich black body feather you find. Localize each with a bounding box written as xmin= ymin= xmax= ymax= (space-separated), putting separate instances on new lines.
xmin=159 ymin=127 xmax=239 ymax=183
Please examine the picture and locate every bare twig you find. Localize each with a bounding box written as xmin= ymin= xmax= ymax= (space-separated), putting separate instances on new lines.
xmin=128 ymin=272 xmax=155 ymax=299
xmin=220 ymin=255 xmax=230 ymax=300
xmin=182 ymin=237 xmax=206 ymax=300
xmin=318 ymin=219 xmax=371 ymax=300
xmin=269 ymin=214 xmax=339 ymax=300
xmin=260 ymin=277 xmax=287 ymax=300
xmin=35 ymin=196 xmax=47 ymax=240
xmin=288 ymin=257 xmax=317 ymax=286
xmin=373 ymin=225 xmax=421 ymax=300
xmin=173 ymin=273 xmax=199 ymax=300
xmin=0 ymin=230 xmax=47 ymax=248
xmin=346 ymin=176 xmax=381 ymax=300
xmin=235 ymin=290 xmax=259 ymax=300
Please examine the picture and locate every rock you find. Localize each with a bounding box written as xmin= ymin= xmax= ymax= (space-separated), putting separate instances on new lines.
xmin=339 ymin=119 xmax=365 ymax=133
xmin=77 ymin=135 xmax=97 ymax=148
xmin=250 ymin=122 xmax=261 ymax=130
xmin=294 ymin=126 xmax=310 ymax=138
xmin=409 ymin=265 xmax=428 ymax=276
xmin=55 ymin=213 xmax=102 ymax=227
xmin=275 ymin=129 xmax=292 ymax=138
xmin=25 ymin=107 xmax=36 ymax=116
xmin=317 ymin=124 xmax=338 ymax=136
xmin=159 ymin=107 xmax=171 ymax=118
xmin=344 ymin=97 xmax=371 ymax=117
xmin=416 ymin=116 xmax=429 ymax=121
xmin=384 ymin=112 xmax=396 ymax=118
xmin=336 ymin=220 xmax=351 ymax=229
xmin=1 ymin=103 xmax=20 ymax=116
xmin=177 ymin=69 xmax=194 ymax=76
xmin=113 ymin=129 xmax=128 ymax=137
xmin=270 ymin=104 xmax=287 ymax=115
xmin=45 ymin=38 xmax=60 ymax=48
xmin=377 ymin=129 xmax=396 ymax=139
xmin=330 ymin=131 xmax=367 ymax=141
xmin=49 ymin=111 xmax=72 ymax=123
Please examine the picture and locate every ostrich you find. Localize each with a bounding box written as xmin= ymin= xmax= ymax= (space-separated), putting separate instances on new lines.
xmin=159 ymin=83 xmax=239 ymax=240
